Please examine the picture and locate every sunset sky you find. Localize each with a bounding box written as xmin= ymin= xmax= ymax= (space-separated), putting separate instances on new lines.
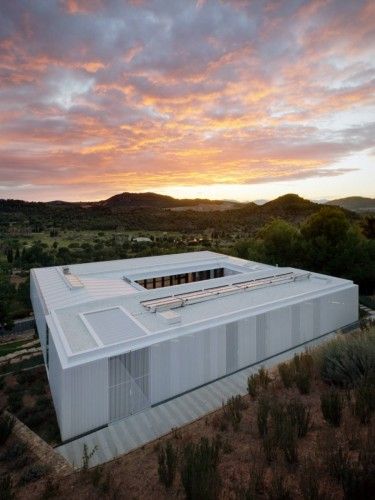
xmin=0 ymin=0 xmax=374 ymax=202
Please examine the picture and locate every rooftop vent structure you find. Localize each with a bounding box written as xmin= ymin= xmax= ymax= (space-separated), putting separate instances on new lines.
xmin=157 ymin=310 xmax=181 ymax=325
xmin=141 ymin=271 xmax=310 ymax=312
xmin=61 ymin=267 xmax=84 ymax=289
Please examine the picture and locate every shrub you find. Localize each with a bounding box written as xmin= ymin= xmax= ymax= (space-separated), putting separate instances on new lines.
xmin=0 ymin=414 xmax=15 ymax=445
xmin=181 ymin=437 xmax=221 ymax=500
xmin=234 ymin=456 xmax=265 ymax=500
xmin=320 ymin=433 xmax=350 ymax=482
xmin=211 ymin=412 xmax=228 ymax=432
xmin=320 ymin=426 xmax=375 ymax=499
xmin=352 ymin=380 xmax=375 ymax=424
xmin=257 ymin=395 xmax=270 ymax=437
xmin=16 ymin=371 xmax=29 ymax=385
xmin=299 ymin=458 xmax=322 ymax=500
xmin=219 ymin=436 xmax=233 ymax=454
xmin=292 ymin=352 xmax=314 ymax=394
xmin=322 ymin=433 xmax=375 ymax=499
xmin=90 ymin=467 xmax=102 ymax=487
xmin=0 ymin=474 xmax=13 ymax=500
xmin=279 ymin=418 xmax=298 ymax=465
xmin=354 ymin=426 xmax=375 ymax=497
xmin=262 ymin=432 xmax=278 ymax=464
xmin=318 ymin=331 xmax=375 ymax=388
xmin=247 ymin=374 xmax=258 ymax=398
xmin=98 ymin=471 xmax=114 ymax=495
xmin=7 ymin=392 xmax=23 ymax=413
xmin=19 ymin=464 xmax=49 ymax=485
xmin=278 ymin=362 xmax=295 ymax=389
xmin=158 ymin=441 xmax=177 ymax=489
xmin=247 ymin=367 xmax=271 ymax=399
xmin=222 ymin=395 xmax=245 ymax=431
xmin=30 ymin=380 xmax=45 ymax=396
xmin=268 ymin=469 xmax=292 ymax=500
xmin=295 ymin=368 xmax=311 ymax=395
xmin=293 ymin=351 xmax=314 ymax=373
xmin=248 ymin=451 xmax=265 ymax=494
xmin=257 ymin=367 xmax=272 ymax=388
xmin=286 ymin=399 xmax=311 ymax=438
xmin=35 ymin=395 xmax=51 ymax=410
xmin=269 ymin=400 xmax=286 ymax=445
xmin=321 ymin=389 xmax=343 ymax=427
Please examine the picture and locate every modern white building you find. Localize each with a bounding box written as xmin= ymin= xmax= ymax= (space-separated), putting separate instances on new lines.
xmin=30 ymin=251 xmax=358 ymax=441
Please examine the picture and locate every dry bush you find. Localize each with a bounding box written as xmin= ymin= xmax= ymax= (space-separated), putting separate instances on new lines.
xmin=316 ymin=329 xmax=375 ymax=388
xmin=278 ymin=362 xmax=295 ymax=389
xmin=268 ymin=468 xmax=292 ymax=500
xmin=286 ymin=398 xmax=312 ymax=438
xmin=222 ymin=395 xmax=247 ymax=431
xmin=181 ymin=436 xmax=221 ymax=500
xmin=257 ymin=395 xmax=270 ymax=438
xmin=247 ymin=366 xmax=272 ymax=399
xmin=157 ymin=440 xmax=177 ymax=489
xmin=321 ymin=389 xmax=343 ymax=427
xmin=352 ymin=378 xmax=375 ymax=424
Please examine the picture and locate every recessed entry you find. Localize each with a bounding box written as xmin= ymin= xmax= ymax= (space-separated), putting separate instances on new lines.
xmin=83 ymin=307 xmax=147 ymax=346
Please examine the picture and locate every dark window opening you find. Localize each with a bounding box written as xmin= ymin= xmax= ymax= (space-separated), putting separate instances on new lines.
xmin=136 ymin=267 xmax=227 ymax=290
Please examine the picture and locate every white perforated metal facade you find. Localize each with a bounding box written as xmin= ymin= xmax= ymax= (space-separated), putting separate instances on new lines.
xmin=30 ymin=252 xmax=358 ymax=440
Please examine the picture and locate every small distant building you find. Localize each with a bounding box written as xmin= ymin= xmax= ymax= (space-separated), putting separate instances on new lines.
xmin=132 ymin=237 xmax=152 ymax=243
xmin=30 ymin=251 xmax=358 ymax=441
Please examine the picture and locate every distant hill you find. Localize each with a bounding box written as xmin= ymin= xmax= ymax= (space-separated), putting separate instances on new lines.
xmin=326 ymin=197 xmax=375 ymax=212
xmin=262 ymin=194 xmax=320 ymax=218
xmin=0 ymin=192 xmax=358 ymax=233
xmin=98 ymin=192 xmax=240 ymax=210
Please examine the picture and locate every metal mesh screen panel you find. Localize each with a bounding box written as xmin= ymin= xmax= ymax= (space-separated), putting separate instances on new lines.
xmin=109 ymin=348 xmax=150 ymax=421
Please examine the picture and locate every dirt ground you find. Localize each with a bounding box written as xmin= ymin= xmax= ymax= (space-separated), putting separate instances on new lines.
xmin=4 ymin=366 xmax=367 ymax=499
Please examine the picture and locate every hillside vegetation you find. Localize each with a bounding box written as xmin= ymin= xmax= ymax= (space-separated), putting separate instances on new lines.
xmin=0 ymin=193 xmax=355 ymax=233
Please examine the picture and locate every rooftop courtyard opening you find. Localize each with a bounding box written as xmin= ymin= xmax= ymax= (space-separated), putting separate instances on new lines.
xmin=135 ymin=266 xmax=239 ymax=289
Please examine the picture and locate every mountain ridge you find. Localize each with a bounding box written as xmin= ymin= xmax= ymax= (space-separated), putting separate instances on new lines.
xmin=0 ymin=192 xmax=359 ymax=233
xmin=326 ymin=196 xmax=375 ymax=212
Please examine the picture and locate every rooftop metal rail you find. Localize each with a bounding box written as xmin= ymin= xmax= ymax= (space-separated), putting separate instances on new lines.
xmin=141 ymin=271 xmax=310 ymax=312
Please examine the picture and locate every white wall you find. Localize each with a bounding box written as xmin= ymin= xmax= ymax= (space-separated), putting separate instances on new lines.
xmin=148 ymin=285 xmax=358 ymax=409
xmin=150 ymin=325 xmax=226 ymax=404
xmin=30 ymin=271 xmax=48 ymax=361
xmin=51 ymin=284 xmax=358 ymax=438
xmin=59 ymin=358 xmax=109 ymax=441
xmin=48 ymin=332 xmax=64 ymax=432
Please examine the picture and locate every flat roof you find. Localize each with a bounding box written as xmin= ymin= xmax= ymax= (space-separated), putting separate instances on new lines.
xmin=32 ymin=251 xmax=355 ymax=368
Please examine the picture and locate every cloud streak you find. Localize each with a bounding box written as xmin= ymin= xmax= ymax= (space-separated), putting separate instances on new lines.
xmin=0 ymin=0 xmax=374 ymax=201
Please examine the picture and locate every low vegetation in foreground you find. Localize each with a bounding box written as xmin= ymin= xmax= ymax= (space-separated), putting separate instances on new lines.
xmin=0 ymin=323 xmax=374 ymax=499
